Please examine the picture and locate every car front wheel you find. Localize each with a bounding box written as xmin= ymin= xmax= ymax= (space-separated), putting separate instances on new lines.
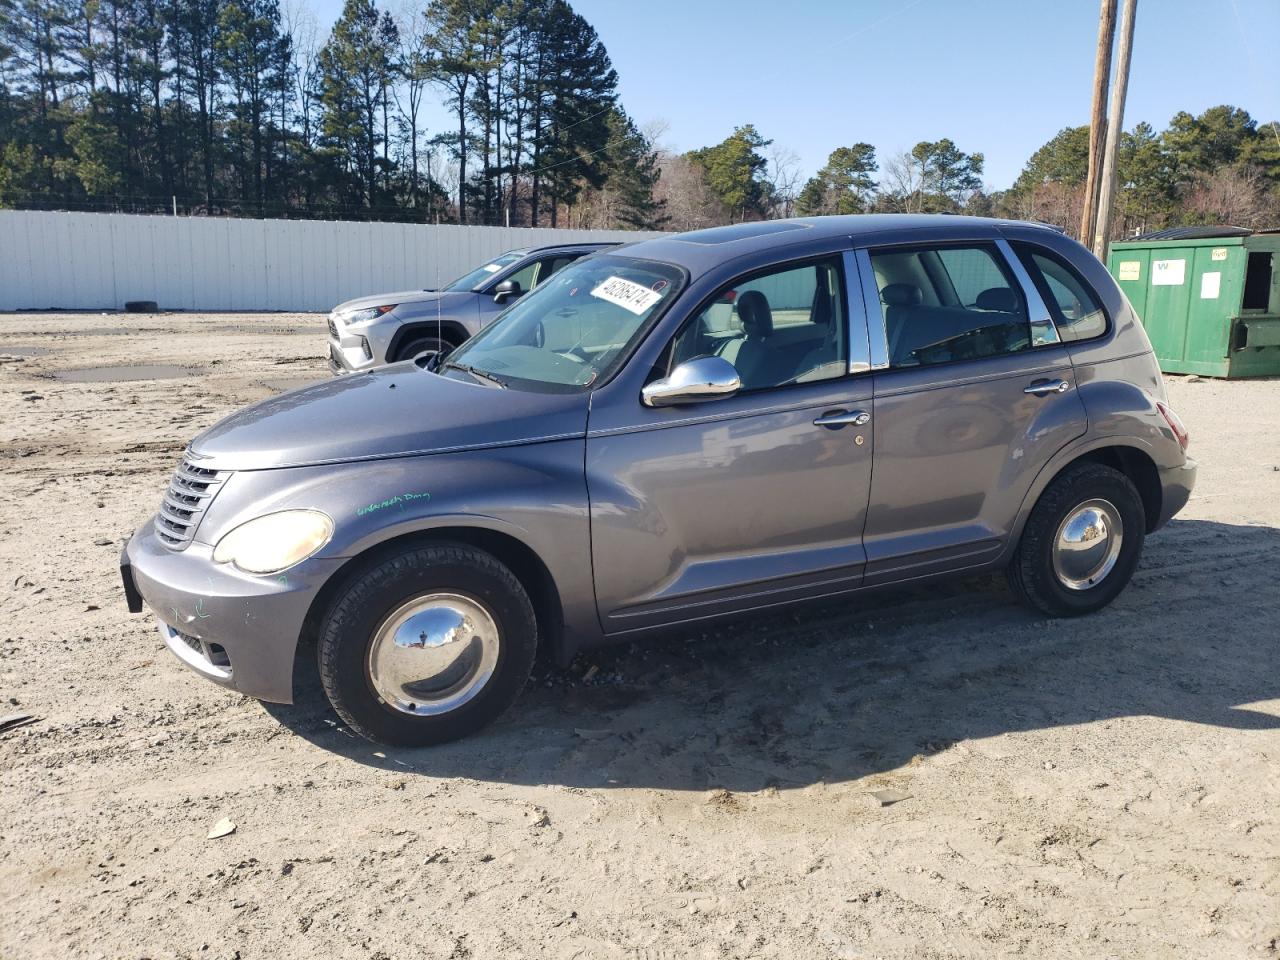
xmin=317 ymin=543 xmax=537 ymax=746
xmin=1007 ymin=462 xmax=1146 ymax=617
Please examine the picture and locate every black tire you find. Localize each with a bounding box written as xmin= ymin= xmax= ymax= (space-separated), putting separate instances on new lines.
xmin=393 ymin=335 xmax=453 ymax=364
xmin=1006 ymin=462 xmax=1145 ymax=617
xmin=317 ymin=543 xmax=537 ymax=746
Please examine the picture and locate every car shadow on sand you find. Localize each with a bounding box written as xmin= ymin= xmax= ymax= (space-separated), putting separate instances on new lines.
xmin=263 ymin=517 xmax=1280 ymax=791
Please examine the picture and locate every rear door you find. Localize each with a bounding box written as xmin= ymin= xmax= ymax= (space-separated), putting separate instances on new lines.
xmin=857 ymin=239 xmax=1087 ymax=585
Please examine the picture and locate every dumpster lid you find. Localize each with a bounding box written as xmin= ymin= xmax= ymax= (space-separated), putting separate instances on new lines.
xmin=1129 ymin=225 xmax=1252 ymax=241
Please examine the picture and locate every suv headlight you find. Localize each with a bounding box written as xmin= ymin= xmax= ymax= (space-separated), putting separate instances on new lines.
xmin=341 ymin=304 xmax=398 ymax=324
xmin=212 ymin=510 xmax=334 ymax=574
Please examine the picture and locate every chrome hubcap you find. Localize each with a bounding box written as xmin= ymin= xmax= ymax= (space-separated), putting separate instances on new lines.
xmin=1052 ymin=498 xmax=1123 ymax=591
xmin=367 ymin=593 xmax=500 ymax=716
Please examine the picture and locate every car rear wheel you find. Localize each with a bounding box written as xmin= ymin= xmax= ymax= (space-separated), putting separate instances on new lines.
xmin=317 ymin=543 xmax=537 ymax=746
xmin=1007 ymin=462 xmax=1145 ymax=617
xmin=393 ymin=335 xmax=453 ymax=364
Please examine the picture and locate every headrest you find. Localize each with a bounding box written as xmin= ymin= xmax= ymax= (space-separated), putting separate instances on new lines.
xmin=881 ymin=283 xmax=922 ymax=307
xmin=737 ymin=290 xmax=773 ymax=338
xmin=975 ymin=287 xmax=1018 ymax=312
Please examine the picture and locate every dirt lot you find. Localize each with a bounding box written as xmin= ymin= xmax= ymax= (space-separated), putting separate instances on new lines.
xmin=1 ymin=311 xmax=1278 ymax=960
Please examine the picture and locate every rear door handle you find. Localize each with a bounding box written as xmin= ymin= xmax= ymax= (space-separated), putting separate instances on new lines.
xmin=813 ymin=409 xmax=870 ymax=428
xmin=1024 ymin=378 xmax=1071 ymax=396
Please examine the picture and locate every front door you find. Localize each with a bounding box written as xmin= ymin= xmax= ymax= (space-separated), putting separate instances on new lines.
xmin=856 ymin=241 xmax=1088 ymax=584
xmin=587 ymin=254 xmax=876 ymax=634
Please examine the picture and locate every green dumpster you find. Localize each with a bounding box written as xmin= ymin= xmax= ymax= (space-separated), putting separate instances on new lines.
xmin=1107 ymin=227 xmax=1280 ymax=377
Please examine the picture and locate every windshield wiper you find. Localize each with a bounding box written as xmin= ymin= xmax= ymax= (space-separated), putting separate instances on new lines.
xmin=441 ymin=360 xmax=507 ymax=388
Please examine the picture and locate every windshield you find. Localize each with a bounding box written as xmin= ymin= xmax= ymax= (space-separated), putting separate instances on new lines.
xmin=443 ymin=251 xmax=525 ymax=292
xmin=442 ymin=255 xmax=684 ymax=392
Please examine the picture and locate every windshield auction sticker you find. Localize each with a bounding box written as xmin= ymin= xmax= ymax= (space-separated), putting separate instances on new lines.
xmin=591 ymin=276 xmax=663 ymax=315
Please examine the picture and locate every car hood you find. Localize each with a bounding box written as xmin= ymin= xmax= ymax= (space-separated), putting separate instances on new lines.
xmin=189 ymin=365 xmax=590 ymax=471
xmin=332 ymin=288 xmax=466 ymax=313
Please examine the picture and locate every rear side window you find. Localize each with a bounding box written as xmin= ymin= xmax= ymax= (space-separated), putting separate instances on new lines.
xmin=538 ymin=255 xmax=580 ymax=285
xmin=1018 ymin=247 xmax=1108 ymax=342
xmin=868 ymin=244 xmax=1031 ymax=368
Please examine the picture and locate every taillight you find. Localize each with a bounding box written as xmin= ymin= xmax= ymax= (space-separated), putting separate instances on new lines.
xmin=1156 ymin=401 xmax=1189 ymax=451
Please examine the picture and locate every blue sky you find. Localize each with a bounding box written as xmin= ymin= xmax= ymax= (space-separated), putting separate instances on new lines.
xmin=307 ymin=0 xmax=1280 ymax=190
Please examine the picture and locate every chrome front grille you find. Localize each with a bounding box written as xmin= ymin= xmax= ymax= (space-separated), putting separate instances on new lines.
xmin=327 ymin=316 xmax=339 ymax=339
xmin=155 ymin=455 xmax=227 ymax=550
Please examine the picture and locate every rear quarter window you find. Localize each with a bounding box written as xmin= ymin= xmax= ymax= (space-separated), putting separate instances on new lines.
xmin=1017 ymin=245 xmax=1109 ymax=342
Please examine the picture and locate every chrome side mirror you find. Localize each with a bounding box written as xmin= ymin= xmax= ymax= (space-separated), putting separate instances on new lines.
xmin=642 ymin=356 xmax=741 ymax=408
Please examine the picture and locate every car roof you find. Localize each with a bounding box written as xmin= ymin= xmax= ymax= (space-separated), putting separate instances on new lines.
xmin=614 ymin=215 xmax=1059 ymax=275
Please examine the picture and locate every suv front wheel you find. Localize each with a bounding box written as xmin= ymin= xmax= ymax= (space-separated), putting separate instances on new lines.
xmin=393 ymin=335 xmax=453 ymax=364
xmin=1007 ymin=462 xmax=1146 ymax=617
xmin=317 ymin=543 xmax=538 ymax=745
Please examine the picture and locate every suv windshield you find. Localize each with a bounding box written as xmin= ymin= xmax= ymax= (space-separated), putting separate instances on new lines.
xmin=441 ymin=255 xmax=684 ymax=392
xmin=444 ymin=251 xmax=525 ymax=292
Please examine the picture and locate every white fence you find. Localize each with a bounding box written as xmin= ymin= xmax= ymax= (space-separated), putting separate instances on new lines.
xmin=0 ymin=210 xmax=662 ymax=312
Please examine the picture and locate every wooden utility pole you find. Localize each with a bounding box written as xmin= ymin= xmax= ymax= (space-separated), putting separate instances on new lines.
xmin=1092 ymin=0 xmax=1138 ymax=259
xmin=1080 ymin=0 xmax=1118 ymax=244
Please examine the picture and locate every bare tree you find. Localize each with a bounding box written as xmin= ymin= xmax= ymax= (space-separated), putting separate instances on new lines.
xmin=283 ymin=0 xmax=322 ymax=199
xmin=1184 ymin=165 xmax=1275 ymax=230
xmin=654 ymin=150 xmax=726 ymax=230
xmin=998 ymin=179 xmax=1086 ymax=237
xmin=392 ymin=0 xmax=435 ymax=214
xmin=763 ymin=145 xmax=802 ymax=219
xmin=876 ymin=149 xmax=922 ymax=212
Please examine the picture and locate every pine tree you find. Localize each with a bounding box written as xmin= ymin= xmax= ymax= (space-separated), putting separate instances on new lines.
xmin=795 ymin=143 xmax=877 ymax=216
xmin=688 ymin=124 xmax=771 ymax=222
xmin=589 ymin=106 xmax=664 ymax=228
xmin=218 ymin=0 xmax=289 ymax=213
xmin=526 ymin=0 xmax=615 ymax=226
xmin=318 ymin=0 xmax=396 ymax=210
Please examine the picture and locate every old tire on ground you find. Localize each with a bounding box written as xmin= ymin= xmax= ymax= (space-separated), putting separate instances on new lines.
xmin=393 ymin=335 xmax=453 ymax=364
xmin=1007 ymin=462 xmax=1146 ymax=617
xmin=124 ymin=300 xmax=158 ymax=313
xmin=317 ymin=543 xmax=537 ymax=746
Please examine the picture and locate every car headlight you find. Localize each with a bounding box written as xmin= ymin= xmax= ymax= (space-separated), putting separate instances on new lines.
xmin=341 ymin=304 xmax=397 ymax=324
xmin=212 ymin=510 xmax=334 ymax=574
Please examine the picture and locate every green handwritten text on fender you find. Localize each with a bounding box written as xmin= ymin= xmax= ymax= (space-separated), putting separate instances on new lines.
xmin=356 ymin=491 xmax=432 ymax=517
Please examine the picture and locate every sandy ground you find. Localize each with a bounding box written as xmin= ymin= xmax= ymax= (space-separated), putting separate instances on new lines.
xmin=1 ymin=311 xmax=1279 ymax=960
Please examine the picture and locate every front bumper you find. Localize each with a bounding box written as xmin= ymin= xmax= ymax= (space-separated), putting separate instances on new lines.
xmin=1155 ymin=456 xmax=1197 ymax=530
xmin=124 ymin=520 xmax=346 ymax=703
xmin=327 ymin=312 xmax=376 ymax=374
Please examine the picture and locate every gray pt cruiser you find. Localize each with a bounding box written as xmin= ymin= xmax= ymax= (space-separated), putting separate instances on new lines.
xmin=122 ymin=215 xmax=1196 ymax=746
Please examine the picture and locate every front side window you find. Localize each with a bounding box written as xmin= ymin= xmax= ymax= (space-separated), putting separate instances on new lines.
xmin=494 ymin=253 xmax=581 ymax=297
xmin=666 ymin=258 xmax=847 ymax=391
xmin=442 ymin=255 xmax=683 ymax=392
xmin=502 ymin=258 xmax=541 ymax=293
xmin=869 ymin=245 xmax=1031 ymax=368
xmin=444 ymin=251 xmax=525 ymax=292
xmin=1020 ymin=248 xmax=1107 ymax=341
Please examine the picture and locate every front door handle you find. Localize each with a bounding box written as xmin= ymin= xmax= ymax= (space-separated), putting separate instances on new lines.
xmin=813 ymin=409 xmax=870 ymax=428
xmin=1024 ymin=378 xmax=1071 ymax=396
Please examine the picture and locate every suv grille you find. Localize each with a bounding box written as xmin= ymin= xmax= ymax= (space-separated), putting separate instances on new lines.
xmin=155 ymin=455 xmax=228 ymax=550
xmin=327 ymin=316 xmax=339 ymax=339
